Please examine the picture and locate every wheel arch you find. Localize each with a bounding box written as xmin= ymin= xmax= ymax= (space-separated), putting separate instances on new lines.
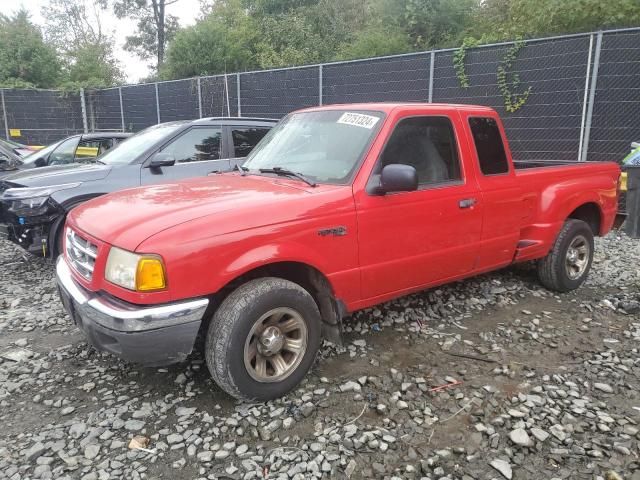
xmin=199 ymin=260 xmax=345 ymax=348
xmin=566 ymin=201 xmax=603 ymax=236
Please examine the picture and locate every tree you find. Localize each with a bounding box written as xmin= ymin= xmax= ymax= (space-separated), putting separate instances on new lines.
xmin=0 ymin=9 xmax=61 ymax=88
xmin=336 ymin=26 xmax=412 ymax=61
xmin=472 ymin=0 xmax=640 ymax=42
xmin=162 ymin=0 xmax=258 ymax=78
xmin=112 ymin=0 xmax=180 ymax=72
xmin=43 ymin=0 xmax=110 ymax=54
xmin=43 ymin=0 xmax=123 ymax=88
xmin=64 ymin=43 xmax=124 ymax=88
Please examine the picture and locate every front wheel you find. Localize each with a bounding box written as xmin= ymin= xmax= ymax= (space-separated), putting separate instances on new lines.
xmin=205 ymin=277 xmax=322 ymax=401
xmin=537 ymin=219 xmax=594 ymax=292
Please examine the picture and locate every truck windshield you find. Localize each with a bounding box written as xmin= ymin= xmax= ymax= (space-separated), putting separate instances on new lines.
xmin=98 ymin=124 xmax=182 ymax=165
xmin=242 ymin=110 xmax=385 ymax=184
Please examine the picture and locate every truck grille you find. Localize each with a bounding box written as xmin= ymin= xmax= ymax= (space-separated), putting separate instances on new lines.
xmin=65 ymin=228 xmax=98 ymax=280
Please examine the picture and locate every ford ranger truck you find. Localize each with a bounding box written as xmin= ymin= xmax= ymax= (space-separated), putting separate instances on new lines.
xmin=56 ymin=104 xmax=620 ymax=401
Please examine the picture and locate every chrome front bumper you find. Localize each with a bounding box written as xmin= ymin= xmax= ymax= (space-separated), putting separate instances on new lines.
xmin=56 ymin=257 xmax=209 ymax=365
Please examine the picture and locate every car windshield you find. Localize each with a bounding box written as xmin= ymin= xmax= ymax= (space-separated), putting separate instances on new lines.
xmin=21 ymin=140 xmax=63 ymax=164
xmin=242 ymin=110 xmax=385 ymax=184
xmin=97 ymin=124 xmax=182 ymax=165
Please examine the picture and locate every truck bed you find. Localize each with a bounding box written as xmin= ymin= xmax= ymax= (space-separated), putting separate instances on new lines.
xmin=514 ymin=159 xmax=604 ymax=169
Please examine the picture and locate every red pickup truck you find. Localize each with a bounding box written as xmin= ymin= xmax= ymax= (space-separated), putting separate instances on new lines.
xmin=56 ymin=103 xmax=620 ymax=400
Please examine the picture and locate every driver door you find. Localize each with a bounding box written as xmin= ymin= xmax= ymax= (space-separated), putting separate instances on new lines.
xmin=355 ymin=112 xmax=483 ymax=300
xmin=140 ymin=126 xmax=230 ymax=184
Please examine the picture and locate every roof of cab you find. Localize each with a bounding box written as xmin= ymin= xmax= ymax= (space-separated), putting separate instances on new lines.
xmin=296 ymin=102 xmax=497 ymax=115
xmin=80 ymin=132 xmax=132 ymax=139
xmin=192 ymin=117 xmax=279 ymax=125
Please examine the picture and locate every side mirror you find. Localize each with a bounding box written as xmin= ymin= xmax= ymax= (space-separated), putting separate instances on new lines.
xmin=35 ymin=157 xmax=47 ymax=167
xmin=372 ymin=164 xmax=418 ymax=195
xmin=148 ymin=152 xmax=176 ymax=168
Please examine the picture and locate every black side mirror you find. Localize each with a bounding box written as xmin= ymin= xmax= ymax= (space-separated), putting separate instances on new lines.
xmin=148 ymin=152 xmax=176 ymax=168
xmin=35 ymin=157 xmax=47 ymax=167
xmin=372 ymin=164 xmax=418 ymax=195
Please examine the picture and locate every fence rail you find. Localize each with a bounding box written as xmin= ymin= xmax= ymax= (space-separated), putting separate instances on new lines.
xmin=1 ymin=27 xmax=639 ymax=163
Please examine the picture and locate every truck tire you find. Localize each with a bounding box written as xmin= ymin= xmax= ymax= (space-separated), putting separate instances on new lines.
xmin=205 ymin=277 xmax=322 ymax=401
xmin=537 ymin=219 xmax=594 ymax=292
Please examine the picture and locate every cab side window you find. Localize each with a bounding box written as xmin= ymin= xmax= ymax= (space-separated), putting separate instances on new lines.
xmin=231 ymin=127 xmax=271 ymax=157
xmin=48 ymin=137 xmax=80 ymax=165
xmin=380 ymin=116 xmax=461 ymax=186
xmin=75 ymin=139 xmax=112 ymax=161
xmin=162 ymin=127 xmax=223 ymax=163
xmin=469 ymin=117 xmax=509 ymax=175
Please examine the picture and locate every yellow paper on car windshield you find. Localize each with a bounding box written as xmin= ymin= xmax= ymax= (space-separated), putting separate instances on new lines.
xmin=9 ymin=129 xmax=20 ymax=137
xmin=337 ymin=112 xmax=379 ymax=129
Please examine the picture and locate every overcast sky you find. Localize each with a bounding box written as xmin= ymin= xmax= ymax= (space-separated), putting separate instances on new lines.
xmin=12 ymin=0 xmax=201 ymax=83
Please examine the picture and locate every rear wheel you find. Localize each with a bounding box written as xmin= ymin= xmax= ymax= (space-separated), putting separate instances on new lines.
xmin=205 ymin=277 xmax=321 ymax=401
xmin=537 ymin=219 xmax=594 ymax=292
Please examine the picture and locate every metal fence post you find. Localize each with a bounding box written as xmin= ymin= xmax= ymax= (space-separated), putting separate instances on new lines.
xmin=118 ymin=87 xmax=125 ymax=132
xmin=155 ymin=82 xmax=161 ymax=124
xmin=578 ymin=34 xmax=595 ymax=162
xmin=80 ymin=88 xmax=89 ymax=133
xmin=197 ymin=77 xmax=203 ymax=118
xmin=318 ymin=64 xmax=323 ymax=106
xmin=581 ymin=31 xmax=603 ymax=162
xmin=1 ymin=89 xmax=9 ymax=140
xmin=428 ymin=51 xmax=435 ymax=103
xmin=236 ymin=73 xmax=242 ymax=117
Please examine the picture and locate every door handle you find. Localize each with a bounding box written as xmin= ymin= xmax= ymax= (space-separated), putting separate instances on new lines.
xmin=459 ymin=198 xmax=477 ymax=209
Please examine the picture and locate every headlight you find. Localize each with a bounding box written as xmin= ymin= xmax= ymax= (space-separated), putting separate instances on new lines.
xmin=1 ymin=183 xmax=81 ymax=200
xmin=105 ymin=247 xmax=166 ymax=292
xmin=2 ymin=184 xmax=80 ymax=216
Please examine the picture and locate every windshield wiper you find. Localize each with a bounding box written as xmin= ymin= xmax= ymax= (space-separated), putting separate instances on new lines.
xmin=234 ymin=164 xmax=248 ymax=176
xmin=258 ymin=167 xmax=317 ymax=187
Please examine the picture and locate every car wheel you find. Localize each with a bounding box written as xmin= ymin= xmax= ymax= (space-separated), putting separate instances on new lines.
xmin=537 ymin=219 xmax=594 ymax=292
xmin=205 ymin=277 xmax=322 ymax=401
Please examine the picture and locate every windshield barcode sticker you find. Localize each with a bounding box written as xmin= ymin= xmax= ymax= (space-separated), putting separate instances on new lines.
xmin=337 ymin=112 xmax=380 ymax=129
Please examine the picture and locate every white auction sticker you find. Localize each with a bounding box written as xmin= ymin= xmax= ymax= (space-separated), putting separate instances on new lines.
xmin=337 ymin=112 xmax=380 ymax=129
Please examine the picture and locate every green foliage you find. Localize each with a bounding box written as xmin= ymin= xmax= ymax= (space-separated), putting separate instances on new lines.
xmin=0 ymin=9 xmax=61 ymax=88
xmin=43 ymin=0 xmax=123 ymax=89
xmin=496 ymin=40 xmax=531 ymax=113
xmin=401 ymin=0 xmax=477 ymax=48
xmin=336 ymin=26 xmax=412 ymax=61
xmin=162 ymin=0 xmax=258 ymax=78
xmin=64 ymin=43 xmax=125 ymax=89
xmin=473 ymin=0 xmax=640 ymax=41
xmin=453 ymin=37 xmax=478 ymax=88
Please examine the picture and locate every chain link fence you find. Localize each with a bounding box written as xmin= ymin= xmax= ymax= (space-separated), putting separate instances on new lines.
xmin=1 ymin=27 xmax=638 ymax=162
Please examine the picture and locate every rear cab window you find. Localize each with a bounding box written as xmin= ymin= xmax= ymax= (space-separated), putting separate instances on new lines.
xmin=231 ymin=127 xmax=271 ymax=157
xmin=469 ymin=117 xmax=510 ymax=175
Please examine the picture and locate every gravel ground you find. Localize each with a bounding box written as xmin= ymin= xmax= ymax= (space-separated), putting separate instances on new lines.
xmin=0 ymin=233 xmax=639 ymax=480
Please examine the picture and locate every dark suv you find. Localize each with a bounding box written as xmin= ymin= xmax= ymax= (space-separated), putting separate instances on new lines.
xmin=0 ymin=117 xmax=277 ymax=258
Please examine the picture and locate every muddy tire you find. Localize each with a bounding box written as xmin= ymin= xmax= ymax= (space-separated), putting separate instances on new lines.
xmin=205 ymin=277 xmax=322 ymax=401
xmin=537 ymin=219 xmax=594 ymax=292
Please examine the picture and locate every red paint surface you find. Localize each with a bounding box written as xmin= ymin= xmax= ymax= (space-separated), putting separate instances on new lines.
xmin=66 ymin=103 xmax=620 ymax=310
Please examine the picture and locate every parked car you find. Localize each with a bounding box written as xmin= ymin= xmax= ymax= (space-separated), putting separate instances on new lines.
xmin=55 ymin=103 xmax=620 ymax=401
xmin=20 ymin=132 xmax=132 ymax=169
xmin=0 ymin=138 xmax=41 ymax=157
xmin=0 ymin=133 xmax=130 ymax=180
xmin=0 ymin=118 xmax=277 ymax=258
xmin=0 ymin=141 xmax=23 ymax=176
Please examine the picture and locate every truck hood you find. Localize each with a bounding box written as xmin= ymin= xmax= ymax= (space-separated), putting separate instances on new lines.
xmin=69 ymin=173 xmax=347 ymax=251
xmin=2 ymin=163 xmax=111 ymax=187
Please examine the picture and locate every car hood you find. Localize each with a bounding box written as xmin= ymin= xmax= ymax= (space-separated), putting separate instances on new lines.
xmin=69 ymin=173 xmax=348 ymax=251
xmin=2 ymin=163 xmax=111 ymax=187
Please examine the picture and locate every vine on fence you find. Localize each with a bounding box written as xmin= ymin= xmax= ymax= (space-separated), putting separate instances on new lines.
xmin=454 ymin=38 xmax=532 ymax=113
xmin=453 ymin=38 xmax=478 ymax=88
xmin=497 ymin=40 xmax=532 ymax=113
